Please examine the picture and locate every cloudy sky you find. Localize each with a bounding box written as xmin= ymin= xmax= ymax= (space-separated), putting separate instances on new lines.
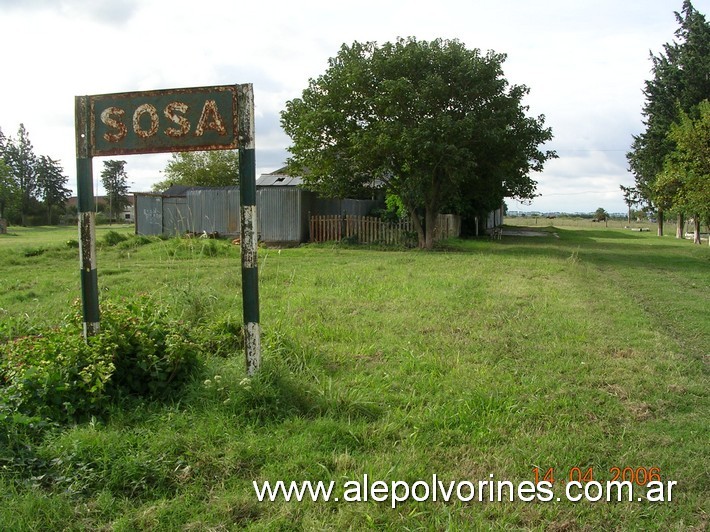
xmin=1 ymin=0 xmax=706 ymax=213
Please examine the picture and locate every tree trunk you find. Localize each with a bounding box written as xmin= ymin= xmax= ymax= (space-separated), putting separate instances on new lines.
xmin=676 ymin=213 xmax=684 ymax=239
xmin=408 ymin=208 xmax=425 ymax=248
xmin=693 ymin=215 xmax=701 ymax=245
xmin=657 ymin=208 xmax=664 ymax=237
xmin=424 ymin=207 xmax=435 ymax=250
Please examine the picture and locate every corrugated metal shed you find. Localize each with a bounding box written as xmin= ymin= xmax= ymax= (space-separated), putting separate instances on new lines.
xmin=135 ymin=177 xmax=386 ymax=242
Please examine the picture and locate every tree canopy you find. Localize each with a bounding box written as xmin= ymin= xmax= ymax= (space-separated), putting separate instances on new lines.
xmin=152 ymin=150 xmax=239 ymax=192
xmin=656 ymin=100 xmax=710 ymax=243
xmin=627 ymin=1 xmax=710 ymax=237
xmin=281 ymin=37 xmax=555 ymax=248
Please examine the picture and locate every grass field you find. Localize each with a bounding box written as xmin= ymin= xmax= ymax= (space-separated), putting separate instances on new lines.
xmin=0 ymin=223 xmax=708 ymax=530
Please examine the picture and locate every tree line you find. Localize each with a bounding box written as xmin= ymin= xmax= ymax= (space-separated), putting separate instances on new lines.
xmin=626 ymin=0 xmax=710 ymax=244
xmin=0 ymin=124 xmax=71 ymax=225
xmin=0 ymin=123 xmax=133 ymax=227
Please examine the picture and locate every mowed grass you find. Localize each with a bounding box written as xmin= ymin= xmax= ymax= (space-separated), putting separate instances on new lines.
xmin=0 ymin=224 xmax=708 ymax=530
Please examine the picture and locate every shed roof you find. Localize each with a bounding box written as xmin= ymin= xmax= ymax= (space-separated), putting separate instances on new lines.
xmin=161 ymin=184 xmax=198 ymax=196
xmin=256 ymin=174 xmax=304 ymax=187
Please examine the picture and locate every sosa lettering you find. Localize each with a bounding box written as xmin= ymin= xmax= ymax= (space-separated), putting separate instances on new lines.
xmin=99 ymin=99 xmax=228 ymax=143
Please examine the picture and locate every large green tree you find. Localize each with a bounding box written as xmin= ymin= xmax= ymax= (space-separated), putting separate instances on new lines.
xmin=100 ymin=160 xmax=130 ymax=224
xmin=35 ymin=155 xmax=70 ymax=224
xmin=152 ymin=150 xmax=239 ymax=192
xmin=656 ymin=101 xmax=710 ymax=244
xmin=627 ymin=1 xmax=710 ymax=236
xmin=281 ymin=37 xmax=554 ymax=248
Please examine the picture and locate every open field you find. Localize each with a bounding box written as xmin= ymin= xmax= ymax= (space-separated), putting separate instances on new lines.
xmin=0 ymin=224 xmax=708 ymax=530
xmin=510 ymin=215 xmax=660 ymax=231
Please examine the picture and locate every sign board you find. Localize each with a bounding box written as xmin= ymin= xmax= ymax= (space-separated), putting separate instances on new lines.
xmin=87 ymin=85 xmax=238 ymax=156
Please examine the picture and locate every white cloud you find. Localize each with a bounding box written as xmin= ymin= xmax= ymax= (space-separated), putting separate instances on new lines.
xmin=0 ymin=0 xmax=704 ymax=211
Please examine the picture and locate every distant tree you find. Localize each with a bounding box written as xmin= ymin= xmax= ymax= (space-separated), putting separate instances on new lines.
xmin=100 ymin=160 xmax=130 ymax=224
xmin=35 ymin=156 xmax=70 ymax=224
xmin=656 ymin=100 xmax=710 ymax=244
xmin=594 ymin=207 xmax=609 ymax=224
xmin=630 ymin=208 xmax=646 ymax=222
xmin=3 ymin=124 xmax=37 ymax=225
xmin=282 ymin=37 xmax=554 ymax=248
xmin=627 ymin=1 xmax=710 ymax=236
xmin=619 ymin=185 xmax=642 ymax=224
xmin=0 ymin=158 xmax=18 ymax=221
xmin=152 ymin=150 xmax=239 ymax=191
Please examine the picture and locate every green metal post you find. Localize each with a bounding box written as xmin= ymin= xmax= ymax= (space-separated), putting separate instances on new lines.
xmin=75 ymin=96 xmax=100 ymax=338
xmin=238 ymin=84 xmax=261 ymax=375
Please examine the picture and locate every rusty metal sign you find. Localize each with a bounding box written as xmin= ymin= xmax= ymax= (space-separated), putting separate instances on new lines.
xmin=87 ymin=85 xmax=238 ymax=156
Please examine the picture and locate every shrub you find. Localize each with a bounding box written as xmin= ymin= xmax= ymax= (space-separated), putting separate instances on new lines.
xmin=0 ymin=299 xmax=202 ymax=426
xmin=23 ymin=247 xmax=47 ymax=257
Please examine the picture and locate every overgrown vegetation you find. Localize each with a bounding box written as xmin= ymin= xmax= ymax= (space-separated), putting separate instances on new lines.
xmin=0 ymin=298 xmax=201 ymax=430
xmin=0 ymin=224 xmax=707 ymax=529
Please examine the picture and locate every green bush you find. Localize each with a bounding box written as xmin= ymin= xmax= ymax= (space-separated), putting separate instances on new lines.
xmin=23 ymin=247 xmax=48 ymax=257
xmin=0 ymin=299 xmax=202 ymax=427
xmin=102 ymin=230 xmax=128 ymax=246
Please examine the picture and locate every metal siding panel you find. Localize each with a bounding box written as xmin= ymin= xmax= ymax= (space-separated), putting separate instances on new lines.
xmin=214 ymin=189 xmax=227 ymax=233
xmin=187 ymin=190 xmax=201 ymax=233
xmin=227 ymin=188 xmax=240 ymax=234
xmin=311 ymin=197 xmax=380 ymax=217
xmin=163 ymin=197 xmax=189 ymax=235
xmin=212 ymin=189 xmax=221 ymax=233
xmin=341 ymin=198 xmax=379 ymax=216
xmin=135 ymin=194 xmax=163 ymax=236
xmin=257 ymin=188 xmax=303 ymax=242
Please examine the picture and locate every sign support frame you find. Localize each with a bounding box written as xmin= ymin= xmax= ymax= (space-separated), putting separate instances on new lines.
xmin=75 ymin=95 xmax=100 ymax=339
xmin=238 ymin=84 xmax=261 ymax=375
xmin=74 ymin=84 xmax=261 ymax=374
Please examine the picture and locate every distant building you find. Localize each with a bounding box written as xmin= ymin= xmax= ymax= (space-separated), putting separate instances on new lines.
xmin=66 ymin=195 xmax=135 ymax=223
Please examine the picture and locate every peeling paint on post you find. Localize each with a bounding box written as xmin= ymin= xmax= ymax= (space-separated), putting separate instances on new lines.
xmin=238 ymin=84 xmax=261 ymax=375
xmin=75 ymin=96 xmax=100 ymax=338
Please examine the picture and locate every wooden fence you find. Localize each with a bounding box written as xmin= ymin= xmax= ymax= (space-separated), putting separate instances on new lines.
xmin=309 ymin=214 xmax=462 ymax=244
xmin=309 ymin=215 xmax=414 ymax=245
xmin=434 ymin=214 xmax=461 ymax=241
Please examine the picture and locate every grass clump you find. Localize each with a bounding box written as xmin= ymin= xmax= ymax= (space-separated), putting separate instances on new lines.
xmin=102 ymin=230 xmax=128 ymax=247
